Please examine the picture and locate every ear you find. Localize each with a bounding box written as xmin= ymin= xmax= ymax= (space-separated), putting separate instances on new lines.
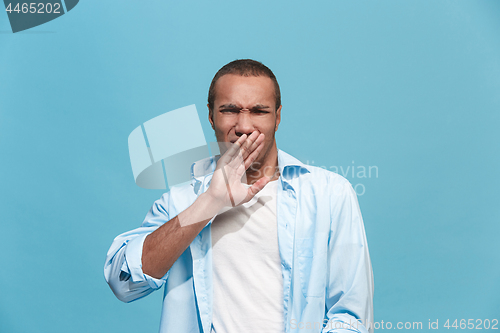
xmin=274 ymin=105 xmax=282 ymax=132
xmin=207 ymin=103 xmax=215 ymax=130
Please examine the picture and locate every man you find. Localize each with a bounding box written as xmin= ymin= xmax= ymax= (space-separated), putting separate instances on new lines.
xmin=104 ymin=59 xmax=374 ymax=333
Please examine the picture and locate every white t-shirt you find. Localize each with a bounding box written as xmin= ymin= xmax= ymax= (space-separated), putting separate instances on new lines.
xmin=211 ymin=180 xmax=284 ymax=333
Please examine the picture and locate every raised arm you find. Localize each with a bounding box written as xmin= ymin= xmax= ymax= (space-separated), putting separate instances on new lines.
xmin=142 ymin=131 xmax=270 ymax=278
xmin=104 ymin=131 xmax=270 ymax=301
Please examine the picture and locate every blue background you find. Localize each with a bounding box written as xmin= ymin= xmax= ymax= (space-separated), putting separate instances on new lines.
xmin=1 ymin=0 xmax=499 ymax=332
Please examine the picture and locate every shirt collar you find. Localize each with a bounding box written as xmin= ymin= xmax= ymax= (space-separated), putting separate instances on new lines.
xmin=276 ymin=149 xmax=311 ymax=181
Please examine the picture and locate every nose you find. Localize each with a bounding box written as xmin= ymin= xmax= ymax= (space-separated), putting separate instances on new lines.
xmin=234 ymin=111 xmax=255 ymax=137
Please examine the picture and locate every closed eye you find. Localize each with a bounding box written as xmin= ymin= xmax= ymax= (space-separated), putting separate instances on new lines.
xmin=219 ymin=107 xmax=271 ymax=114
xmin=220 ymin=108 xmax=240 ymax=113
xmin=252 ymin=110 xmax=269 ymax=114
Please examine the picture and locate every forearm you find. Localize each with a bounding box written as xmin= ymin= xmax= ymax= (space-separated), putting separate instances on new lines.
xmin=142 ymin=192 xmax=221 ymax=279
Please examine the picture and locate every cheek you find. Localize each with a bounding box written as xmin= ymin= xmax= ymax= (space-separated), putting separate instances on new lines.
xmin=213 ymin=118 xmax=227 ymax=132
xmin=217 ymin=122 xmax=231 ymax=133
xmin=214 ymin=124 xmax=231 ymax=141
xmin=215 ymin=128 xmax=225 ymax=138
xmin=261 ymin=122 xmax=277 ymax=136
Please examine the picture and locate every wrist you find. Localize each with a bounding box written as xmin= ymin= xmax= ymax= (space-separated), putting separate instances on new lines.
xmin=197 ymin=191 xmax=225 ymax=217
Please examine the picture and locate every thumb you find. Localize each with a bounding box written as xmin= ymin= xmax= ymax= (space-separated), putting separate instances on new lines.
xmin=244 ymin=176 xmax=271 ymax=203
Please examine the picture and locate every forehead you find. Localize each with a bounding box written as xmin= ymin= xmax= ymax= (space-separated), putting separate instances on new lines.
xmin=214 ymin=74 xmax=275 ymax=107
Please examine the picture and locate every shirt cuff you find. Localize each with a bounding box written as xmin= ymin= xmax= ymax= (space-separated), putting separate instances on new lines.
xmin=122 ymin=234 xmax=168 ymax=289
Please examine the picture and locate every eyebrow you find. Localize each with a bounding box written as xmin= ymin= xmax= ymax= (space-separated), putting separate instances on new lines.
xmin=218 ymin=104 xmax=271 ymax=110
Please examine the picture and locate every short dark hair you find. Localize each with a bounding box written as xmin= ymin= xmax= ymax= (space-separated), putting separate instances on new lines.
xmin=208 ymin=59 xmax=281 ymax=113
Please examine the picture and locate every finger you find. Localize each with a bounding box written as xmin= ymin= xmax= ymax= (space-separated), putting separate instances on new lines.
xmin=244 ymin=135 xmax=265 ymax=170
xmin=239 ymin=131 xmax=260 ymax=160
xmin=220 ymin=134 xmax=247 ymax=165
xmin=243 ymin=176 xmax=271 ymax=203
xmin=227 ymin=149 xmax=245 ymax=174
xmin=244 ymin=133 xmax=265 ymax=161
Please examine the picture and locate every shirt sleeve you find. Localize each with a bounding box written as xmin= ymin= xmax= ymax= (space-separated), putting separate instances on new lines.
xmin=104 ymin=192 xmax=171 ymax=303
xmin=323 ymin=179 xmax=374 ymax=333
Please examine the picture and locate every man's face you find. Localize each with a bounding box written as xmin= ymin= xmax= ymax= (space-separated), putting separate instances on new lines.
xmin=208 ymin=74 xmax=281 ymax=163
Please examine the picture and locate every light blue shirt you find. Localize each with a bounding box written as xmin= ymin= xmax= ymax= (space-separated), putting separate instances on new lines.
xmin=104 ymin=149 xmax=374 ymax=333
